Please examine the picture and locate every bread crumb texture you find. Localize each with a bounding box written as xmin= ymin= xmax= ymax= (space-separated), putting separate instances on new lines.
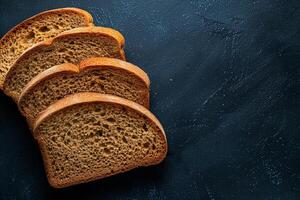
xmin=36 ymin=102 xmax=166 ymax=187
xmin=4 ymin=30 xmax=123 ymax=100
xmin=20 ymin=68 xmax=149 ymax=121
xmin=0 ymin=10 xmax=91 ymax=86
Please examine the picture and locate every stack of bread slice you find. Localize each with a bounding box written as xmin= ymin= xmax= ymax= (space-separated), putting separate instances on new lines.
xmin=0 ymin=8 xmax=167 ymax=188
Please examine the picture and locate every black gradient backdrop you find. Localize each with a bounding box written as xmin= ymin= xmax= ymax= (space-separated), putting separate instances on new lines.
xmin=0 ymin=0 xmax=299 ymax=199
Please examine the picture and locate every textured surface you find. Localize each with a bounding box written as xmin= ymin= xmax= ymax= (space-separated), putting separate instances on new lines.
xmin=3 ymin=27 xmax=125 ymax=101
xmin=0 ymin=0 xmax=299 ymax=199
xmin=19 ymin=59 xmax=150 ymax=123
xmin=35 ymin=97 xmax=166 ymax=188
xmin=0 ymin=8 xmax=93 ymax=88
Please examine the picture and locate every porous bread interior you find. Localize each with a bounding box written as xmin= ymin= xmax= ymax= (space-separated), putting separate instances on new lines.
xmin=0 ymin=10 xmax=91 ymax=86
xmin=36 ymin=102 xmax=166 ymax=187
xmin=4 ymin=33 xmax=123 ymax=99
xmin=20 ymin=68 xmax=149 ymax=121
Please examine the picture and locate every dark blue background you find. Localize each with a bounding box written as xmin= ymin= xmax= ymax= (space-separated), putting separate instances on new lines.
xmin=0 ymin=0 xmax=299 ymax=199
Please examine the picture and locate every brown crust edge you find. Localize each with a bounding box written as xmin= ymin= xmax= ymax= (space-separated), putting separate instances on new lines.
xmin=3 ymin=26 xmax=126 ymax=100
xmin=0 ymin=7 xmax=94 ymax=89
xmin=79 ymin=57 xmax=149 ymax=87
xmin=33 ymin=92 xmax=164 ymax=139
xmin=18 ymin=57 xmax=150 ymax=123
xmin=33 ymin=92 xmax=168 ymax=188
xmin=38 ymin=138 xmax=166 ymax=188
xmin=18 ymin=63 xmax=79 ymax=124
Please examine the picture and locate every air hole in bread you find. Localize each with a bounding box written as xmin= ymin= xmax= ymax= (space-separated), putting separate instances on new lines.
xmin=103 ymin=124 xmax=109 ymax=129
xmin=106 ymin=117 xmax=116 ymax=123
xmin=65 ymin=58 xmax=72 ymax=63
xmin=39 ymin=26 xmax=50 ymax=32
xmin=99 ymin=84 xmax=104 ymax=90
xmin=96 ymin=130 xmax=103 ymax=136
xmin=143 ymin=124 xmax=148 ymax=132
xmin=94 ymin=106 xmax=101 ymax=112
xmin=90 ymin=81 xmax=96 ymax=87
xmin=89 ymin=117 xmax=96 ymax=123
xmin=132 ymin=135 xmax=138 ymax=139
xmin=58 ymin=48 xmax=67 ymax=53
xmin=26 ymin=31 xmax=35 ymax=40
xmin=100 ymin=112 xmax=106 ymax=116
xmin=143 ymin=142 xmax=150 ymax=148
xmin=10 ymin=47 xmax=15 ymax=53
xmin=103 ymin=148 xmax=110 ymax=155
xmin=45 ymin=48 xmax=53 ymax=53
xmin=122 ymin=136 xmax=128 ymax=143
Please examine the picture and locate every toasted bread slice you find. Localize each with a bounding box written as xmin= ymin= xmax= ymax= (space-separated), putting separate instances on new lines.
xmin=33 ymin=92 xmax=168 ymax=188
xmin=0 ymin=8 xmax=94 ymax=88
xmin=19 ymin=57 xmax=150 ymax=124
xmin=3 ymin=26 xmax=126 ymax=101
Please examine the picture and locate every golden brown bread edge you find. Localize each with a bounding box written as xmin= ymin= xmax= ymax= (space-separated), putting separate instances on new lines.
xmin=3 ymin=26 xmax=126 ymax=101
xmin=54 ymin=27 xmax=125 ymax=60
xmin=33 ymin=92 xmax=165 ymax=138
xmin=0 ymin=8 xmax=94 ymax=89
xmin=33 ymin=92 xmax=168 ymax=188
xmin=18 ymin=57 xmax=151 ymax=125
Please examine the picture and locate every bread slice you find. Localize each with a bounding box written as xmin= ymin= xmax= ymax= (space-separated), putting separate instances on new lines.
xmin=0 ymin=8 xmax=94 ymax=89
xmin=18 ymin=57 xmax=150 ymax=124
xmin=33 ymin=92 xmax=168 ymax=188
xmin=3 ymin=26 xmax=126 ymax=101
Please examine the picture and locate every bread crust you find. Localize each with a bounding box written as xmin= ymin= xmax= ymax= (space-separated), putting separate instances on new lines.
xmin=18 ymin=57 xmax=150 ymax=124
xmin=33 ymin=92 xmax=168 ymax=188
xmin=34 ymin=93 xmax=164 ymax=139
xmin=79 ymin=57 xmax=149 ymax=87
xmin=3 ymin=27 xmax=126 ymax=101
xmin=0 ymin=8 xmax=94 ymax=89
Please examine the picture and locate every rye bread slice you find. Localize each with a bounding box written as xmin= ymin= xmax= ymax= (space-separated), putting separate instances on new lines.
xmin=33 ymin=92 xmax=168 ymax=188
xmin=3 ymin=26 xmax=126 ymax=101
xmin=0 ymin=8 xmax=94 ymax=88
xmin=18 ymin=57 xmax=150 ymax=124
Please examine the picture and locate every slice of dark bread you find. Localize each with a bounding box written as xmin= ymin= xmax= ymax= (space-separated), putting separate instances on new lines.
xmin=33 ymin=92 xmax=168 ymax=188
xmin=0 ymin=8 xmax=94 ymax=88
xmin=18 ymin=57 xmax=150 ymax=124
xmin=3 ymin=26 xmax=125 ymax=101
